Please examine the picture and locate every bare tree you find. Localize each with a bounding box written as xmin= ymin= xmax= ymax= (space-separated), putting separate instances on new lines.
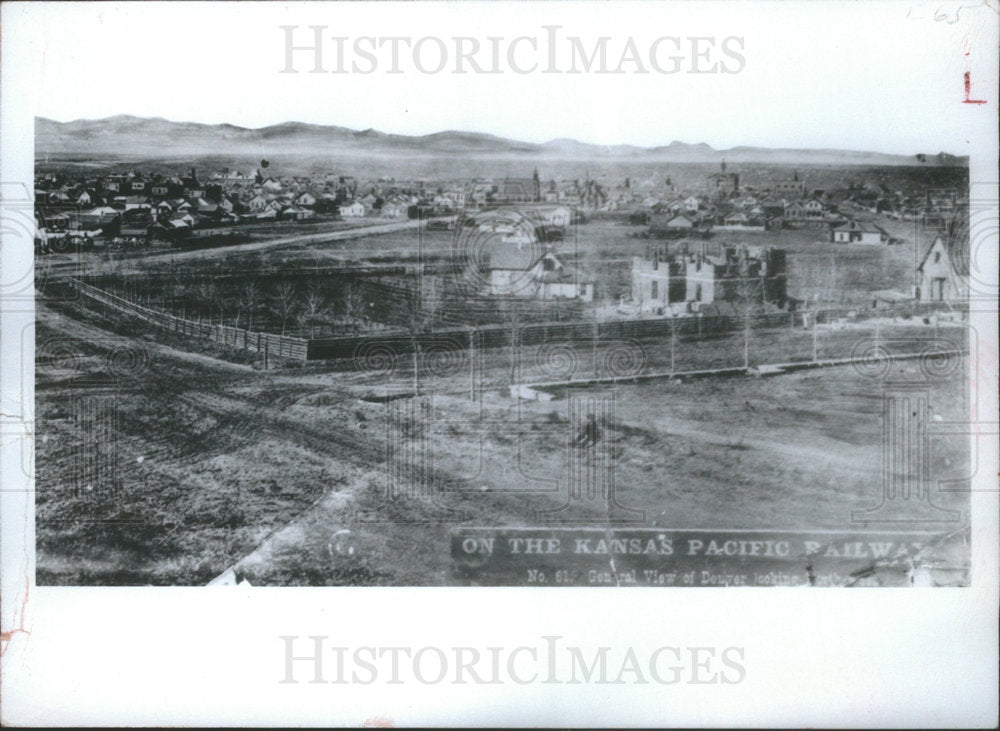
xmin=734 ymin=257 xmax=764 ymax=371
xmin=343 ymin=282 xmax=368 ymax=332
xmin=216 ymin=288 xmax=229 ymax=327
xmin=270 ymin=280 xmax=298 ymax=335
xmin=340 ymin=282 xmax=369 ymax=330
xmin=591 ymin=295 xmax=612 ymax=378
xmin=813 ymin=254 xmax=839 ymax=362
xmin=298 ymin=282 xmax=328 ymax=338
xmin=667 ymin=309 xmax=681 ymax=373
xmin=195 ymin=281 xmax=216 ymax=324
xmin=172 ymin=282 xmax=189 ymax=320
xmin=237 ymin=281 xmax=262 ymax=331
xmin=396 ymin=276 xmax=442 ymax=395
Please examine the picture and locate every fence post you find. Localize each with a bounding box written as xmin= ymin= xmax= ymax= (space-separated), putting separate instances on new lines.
xmin=469 ymin=329 xmax=476 ymax=402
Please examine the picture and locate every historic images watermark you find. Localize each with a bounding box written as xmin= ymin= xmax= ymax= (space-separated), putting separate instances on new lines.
xmin=279 ymin=635 xmax=746 ymax=686
xmin=279 ymin=26 xmax=746 ymax=75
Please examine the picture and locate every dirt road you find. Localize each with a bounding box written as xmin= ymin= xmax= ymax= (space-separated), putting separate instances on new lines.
xmin=41 ymin=218 xmax=428 ymax=278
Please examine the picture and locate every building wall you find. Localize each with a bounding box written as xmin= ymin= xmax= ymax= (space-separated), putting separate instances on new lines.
xmin=835 ymin=229 xmax=885 ymax=244
xmin=541 ymin=282 xmax=592 ymax=302
xmin=917 ymin=239 xmax=961 ymax=302
xmin=632 ymin=256 xmax=683 ymax=306
xmin=634 ymin=247 xmax=786 ymax=307
xmin=774 ymin=180 xmax=805 ymax=195
xmin=685 ymin=258 xmax=716 ymax=303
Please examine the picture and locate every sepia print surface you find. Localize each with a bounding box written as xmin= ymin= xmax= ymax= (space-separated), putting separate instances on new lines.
xmin=3 ymin=2 xmax=997 ymax=725
xmin=33 ymin=114 xmax=974 ymax=587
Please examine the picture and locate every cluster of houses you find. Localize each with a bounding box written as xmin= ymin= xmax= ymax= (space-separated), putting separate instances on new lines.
xmin=460 ymin=205 xmax=594 ymax=301
xmin=464 ymin=172 xmax=608 ymax=210
xmin=452 ymin=169 xmax=963 ymax=245
xmin=32 ymin=166 xmax=460 ymax=247
xmin=33 ymin=164 xmax=610 ymax=250
xmin=841 ymin=183 xmax=965 ymax=224
xmin=629 ymin=170 xmax=894 ymax=243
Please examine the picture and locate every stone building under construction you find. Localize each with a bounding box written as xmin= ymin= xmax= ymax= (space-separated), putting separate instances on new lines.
xmin=632 ymin=242 xmax=787 ymax=312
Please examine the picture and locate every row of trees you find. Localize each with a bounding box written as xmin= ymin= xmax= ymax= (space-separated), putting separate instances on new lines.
xmin=112 ymin=278 xmax=377 ymax=337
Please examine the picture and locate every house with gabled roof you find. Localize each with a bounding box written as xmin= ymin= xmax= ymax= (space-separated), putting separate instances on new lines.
xmin=169 ymin=211 xmax=196 ymax=228
xmin=121 ymin=195 xmax=151 ymax=211
xmin=380 ymin=202 xmax=407 ymax=218
xmin=339 ymin=200 xmax=365 ymax=217
xmin=785 ymin=198 xmax=825 ymax=221
xmin=649 ymin=212 xmax=711 ymax=238
xmin=485 ymin=245 xmax=593 ymax=301
xmin=916 ymin=235 xmax=966 ymax=303
xmin=247 ymin=194 xmax=269 ymax=212
xmin=830 ymin=219 xmax=889 ymax=244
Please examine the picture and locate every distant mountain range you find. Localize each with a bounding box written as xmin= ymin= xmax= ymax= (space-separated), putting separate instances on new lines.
xmin=35 ymin=115 xmax=967 ymax=166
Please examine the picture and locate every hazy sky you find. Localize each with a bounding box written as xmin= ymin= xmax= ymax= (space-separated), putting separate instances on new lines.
xmin=8 ymin=1 xmax=998 ymax=154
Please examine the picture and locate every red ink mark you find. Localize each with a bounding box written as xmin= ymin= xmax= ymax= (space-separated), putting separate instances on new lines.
xmin=363 ymin=716 xmax=394 ymax=728
xmin=0 ymin=576 xmax=31 ymax=656
xmin=963 ymin=72 xmax=987 ymax=104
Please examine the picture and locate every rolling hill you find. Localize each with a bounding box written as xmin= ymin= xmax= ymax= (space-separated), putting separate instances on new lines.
xmin=35 ymin=115 xmax=967 ymax=166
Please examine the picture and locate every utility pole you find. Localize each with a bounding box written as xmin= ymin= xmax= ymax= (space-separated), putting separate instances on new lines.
xmin=812 ymin=310 xmax=818 ymax=362
xmin=468 ymin=328 xmax=476 ymax=402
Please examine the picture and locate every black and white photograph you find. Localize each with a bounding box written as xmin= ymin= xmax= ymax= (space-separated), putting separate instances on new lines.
xmin=2 ymin=1 xmax=997 ymax=726
xmin=31 ymin=113 xmax=976 ymax=588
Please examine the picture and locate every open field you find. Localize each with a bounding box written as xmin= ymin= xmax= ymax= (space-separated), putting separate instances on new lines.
xmin=35 ymin=292 xmax=970 ymax=585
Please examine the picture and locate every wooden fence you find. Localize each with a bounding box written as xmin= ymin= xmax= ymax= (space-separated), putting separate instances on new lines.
xmin=70 ymin=279 xmax=309 ymax=360
xmin=308 ymin=301 xmax=961 ymax=361
xmin=71 ymin=277 xmax=960 ymax=366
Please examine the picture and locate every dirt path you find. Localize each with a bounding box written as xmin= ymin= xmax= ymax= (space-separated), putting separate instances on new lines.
xmin=649 ymin=417 xmax=872 ymax=473
xmin=118 ymin=219 xmax=425 ymax=267
xmin=36 ymin=301 xmax=254 ymax=374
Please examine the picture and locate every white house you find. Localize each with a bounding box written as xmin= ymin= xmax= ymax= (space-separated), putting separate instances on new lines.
xmin=831 ymin=220 xmax=888 ymax=244
xmin=785 ymin=198 xmax=824 ymax=221
xmin=380 ymin=202 xmax=407 ymax=219
xmin=485 ymin=246 xmax=593 ymax=301
xmin=339 ymin=201 xmax=365 ymax=218
xmin=916 ymin=235 xmax=965 ymax=302
xmin=247 ymin=194 xmax=269 ymax=212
